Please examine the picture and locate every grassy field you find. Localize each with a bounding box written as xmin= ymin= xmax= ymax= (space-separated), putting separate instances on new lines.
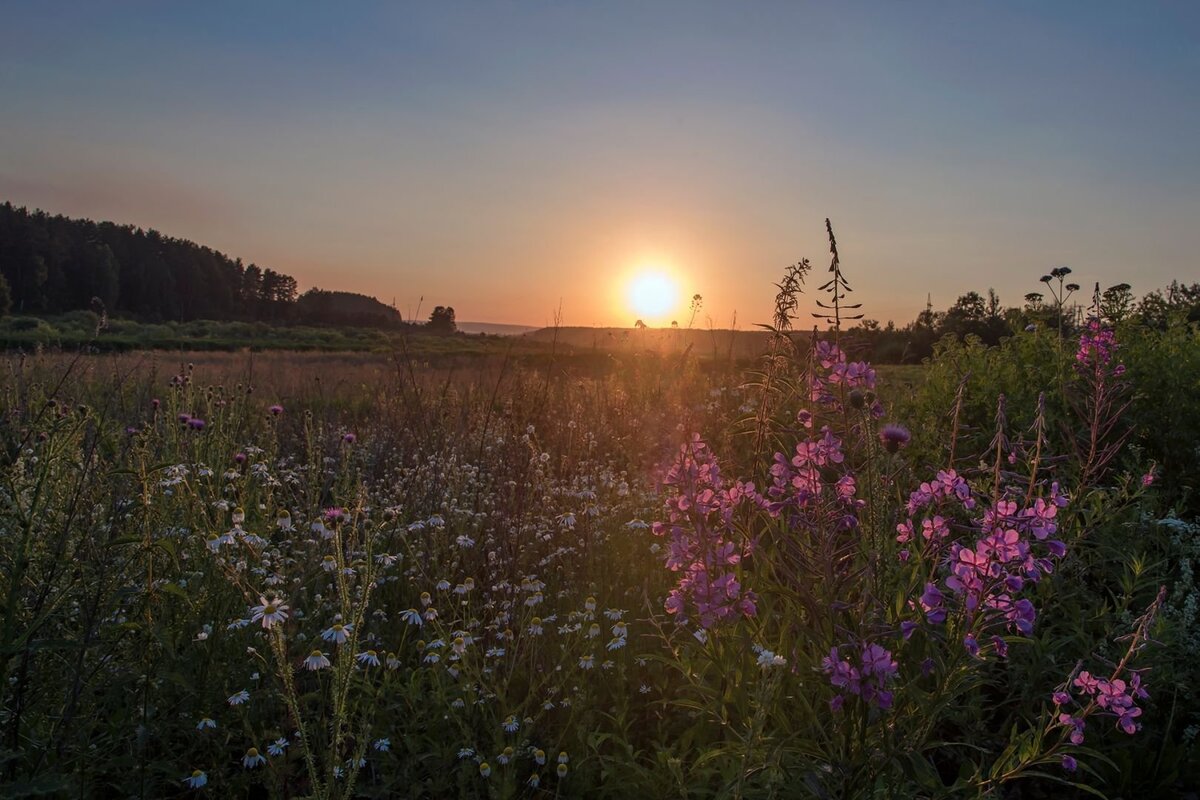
xmin=0 ymin=320 xmax=1194 ymax=798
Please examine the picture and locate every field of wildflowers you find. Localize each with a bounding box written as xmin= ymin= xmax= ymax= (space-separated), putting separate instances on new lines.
xmin=2 ymin=250 xmax=1197 ymax=798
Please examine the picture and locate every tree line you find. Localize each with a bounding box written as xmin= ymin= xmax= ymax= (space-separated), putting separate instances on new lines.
xmin=847 ymin=272 xmax=1200 ymax=363
xmin=0 ymin=203 xmax=458 ymax=332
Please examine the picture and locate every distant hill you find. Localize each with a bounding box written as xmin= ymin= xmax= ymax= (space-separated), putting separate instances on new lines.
xmin=456 ymin=321 xmax=539 ymax=336
xmin=521 ymin=326 xmax=806 ymax=360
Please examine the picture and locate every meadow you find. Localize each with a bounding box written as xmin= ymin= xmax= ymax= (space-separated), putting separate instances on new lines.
xmin=1 ymin=271 xmax=1198 ymax=799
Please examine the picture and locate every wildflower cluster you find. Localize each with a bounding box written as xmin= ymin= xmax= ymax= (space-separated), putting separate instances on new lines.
xmin=822 ymin=642 xmax=899 ymax=710
xmin=906 ymin=474 xmax=1069 ymax=652
xmin=808 ymin=340 xmax=882 ymax=416
xmin=1075 ymin=317 xmax=1125 ymax=378
xmin=654 ymin=436 xmax=757 ymax=628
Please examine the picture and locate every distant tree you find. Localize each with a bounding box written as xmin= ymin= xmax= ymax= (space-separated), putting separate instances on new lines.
xmin=1101 ymin=283 xmax=1134 ymax=323
xmin=0 ymin=270 xmax=11 ymax=316
xmin=427 ymin=305 xmax=457 ymax=334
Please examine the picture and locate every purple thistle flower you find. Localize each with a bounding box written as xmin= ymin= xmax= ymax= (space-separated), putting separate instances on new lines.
xmin=269 ymin=404 xmax=284 ymax=416
xmin=187 ymin=418 xmax=206 ymax=431
xmin=342 ymin=432 xmax=357 ymax=444
xmin=879 ymin=423 xmax=911 ymax=454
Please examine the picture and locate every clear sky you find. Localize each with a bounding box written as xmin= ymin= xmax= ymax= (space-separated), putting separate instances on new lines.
xmin=2 ymin=2 xmax=1197 ymax=327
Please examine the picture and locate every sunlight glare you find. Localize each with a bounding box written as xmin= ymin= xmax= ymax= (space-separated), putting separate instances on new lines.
xmin=627 ymin=270 xmax=679 ymax=323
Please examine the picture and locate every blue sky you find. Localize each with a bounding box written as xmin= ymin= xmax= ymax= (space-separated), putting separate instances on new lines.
xmin=2 ymin=2 xmax=1197 ymax=325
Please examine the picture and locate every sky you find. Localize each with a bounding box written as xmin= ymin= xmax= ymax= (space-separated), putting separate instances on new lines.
xmin=1 ymin=1 xmax=1198 ymax=327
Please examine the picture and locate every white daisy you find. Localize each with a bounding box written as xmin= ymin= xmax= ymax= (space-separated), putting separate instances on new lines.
xmin=242 ymin=747 xmax=266 ymax=768
xmin=267 ymin=737 xmax=289 ymax=757
xmin=321 ymin=623 xmax=352 ymax=644
xmin=356 ymin=650 xmax=380 ymax=667
xmin=183 ymin=769 xmax=208 ymax=788
xmin=249 ymin=596 xmax=289 ymax=629
xmin=227 ymin=690 xmax=250 ymax=706
xmin=196 ymin=717 xmax=217 ymax=731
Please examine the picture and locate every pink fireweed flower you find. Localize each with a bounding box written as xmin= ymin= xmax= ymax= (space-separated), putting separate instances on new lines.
xmin=1142 ymin=465 xmax=1157 ymax=487
xmin=823 ymin=642 xmax=898 ymax=709
xmin=654 ymin=436 xmax=758 ymax=629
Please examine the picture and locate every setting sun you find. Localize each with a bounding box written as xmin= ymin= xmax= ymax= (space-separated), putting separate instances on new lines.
xmin=627 ymin=270 xmax=680 ymax=324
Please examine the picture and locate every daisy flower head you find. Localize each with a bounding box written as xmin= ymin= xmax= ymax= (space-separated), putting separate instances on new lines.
xmin=227 ymin=690 xmax=250 ymax=706
xmin=502 ymin=715 xmax=519 ymax=733
xmin=183 ymin=769 xmax=208 ymax=788
xmin=304 ymin=650 xmax=330 ymax=670
xmin=242 ymin=747 xmax=266 ymax=769
xmin=322 ymin=623 xmax=352 ymax=644
xmin=196 ymin=717 xmax=217 ymax=731
xmin=250 ymin=596 xmax=289 ymax=629
xmin=373 ymin=738 xmax=391 ymax=752
xmin=479 ymin=762 xmax=491 ymax=778
xmin=267 ymin=738 xmax=289 ymax=757
xmin=356 ymin=650 xmax=381 ymax=667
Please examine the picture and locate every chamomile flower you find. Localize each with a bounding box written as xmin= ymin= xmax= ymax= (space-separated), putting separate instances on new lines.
xmin=183 ymin=769 xmax=208 ymax=788
xmin=528 ymin=773 xmax=541 ymax=788
xmin=557 ymin=763 xmax=569 ymax=778
xmin=558 ymin=751 xmax=570 ymax=764
xmin=457 ymin=748 xmax=475 ymax=760
xmin=436 ymin=579 xmax=451 ymax=591
xmin=502 ymin=715 xmax=519 ymax=733
xmin=196 ymin=717 xmax=217 ymax=731
xmin=398 ymin=609 xmax=423 ymax=626
xmin=497 ymin=746 xmax=514 ymax=765
xmin=419 ymin=591 xmax=432 ymax=607
xmin=267 ymin=738 xmax=289 ymax=757
xmin=578 ymin=655 xmax=595 ymax=670
xmin=606 ymin=636 xmax=626 ymax=651
xmin=249 ymin=596 xmax=289 ymax=629
xmin=373 ymin=738 xmax=391 ymax=752
xmin=227 ymin=690 xmax=250 ymax=706
xmin=584 ymin=597 xmax=596 ymax=613
xmin=321 ymin=623 xmax=352 ymax=644
xmin=587 ymin=623 xmax=601 ymax=639
xmin=242 ymin=747 xmax=266 ymax=768
xmin=533 ymin=749 xmax=547 ymax=765
xmin=304 ymin=650 xmax=330 ymax=670
xmin=356 ymin=650 xmax=380 ymax=667
xmin=321 ymin=555 xmax=337 ymax=572
xmin=479 ymin=762 xmax=491 ymax=778
xmin=528 ymin=617 xmax=543 ymax=635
